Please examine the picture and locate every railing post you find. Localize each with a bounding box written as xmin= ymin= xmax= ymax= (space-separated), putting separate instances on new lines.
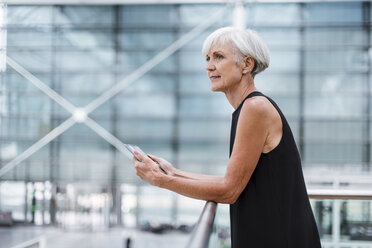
xmin=332 ymin=199 xmax=341 ymax=248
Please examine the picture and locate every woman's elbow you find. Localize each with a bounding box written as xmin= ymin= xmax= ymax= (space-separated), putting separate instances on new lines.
xmin=222 ymin=194 xmax=239 ymax=204
xmin=215 ymin=187 xmax=240 ymax=204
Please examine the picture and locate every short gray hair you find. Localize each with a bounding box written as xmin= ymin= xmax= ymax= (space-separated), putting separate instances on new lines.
xmin=202 ymin=27 xmax=270 ymax=77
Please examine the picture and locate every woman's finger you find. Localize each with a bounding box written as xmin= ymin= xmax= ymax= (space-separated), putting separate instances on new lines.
xmin=147 ymin=154 xmax=159 ymax=161
xmin=134 ymin=151 xmax=145 ymax=161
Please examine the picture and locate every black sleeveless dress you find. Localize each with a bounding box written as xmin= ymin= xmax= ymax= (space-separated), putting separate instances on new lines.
xmin=229 ymin=91 xmax=321 ymax=248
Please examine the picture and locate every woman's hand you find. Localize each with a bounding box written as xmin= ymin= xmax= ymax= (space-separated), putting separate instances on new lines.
xmin=147 ymin=154 xmax=176 ymax=176
xmin=133 ymin=151 xmax=166 ymax=187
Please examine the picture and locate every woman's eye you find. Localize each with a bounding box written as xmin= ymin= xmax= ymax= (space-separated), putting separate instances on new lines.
xmin=216 ymin=54 xmax=223 ymax=59
xmin=206 ymin=57 xmax=210 ymax=62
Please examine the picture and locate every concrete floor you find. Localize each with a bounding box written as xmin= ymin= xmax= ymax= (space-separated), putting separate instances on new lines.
xmin=0 ymin=225 xmax=190 ymax=248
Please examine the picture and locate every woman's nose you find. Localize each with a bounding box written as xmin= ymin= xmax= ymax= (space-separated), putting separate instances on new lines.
xmin=206 ymin=61 xmax=215 ymax=71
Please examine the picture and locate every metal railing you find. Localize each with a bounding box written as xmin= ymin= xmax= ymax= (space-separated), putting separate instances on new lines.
xmin=9 ymin=236 xmax=46 ymax=248
xmin=185 ymin=201 xmax=217 ymax=248
xmin=308 ymin=189 xmax=372 ymax=200
xmin=185 ymin=190 xmax=372 ymax=248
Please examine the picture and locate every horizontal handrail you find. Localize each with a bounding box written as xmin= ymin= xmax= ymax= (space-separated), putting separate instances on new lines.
xmin=308 ymin=189 xmax=372 ymax=200
xmin=185 ymin=201 xmax=217 ymax=248
xmin=9 ymin=235 xmax=46 ymax=248
xmin=185 ymin=190 xmax=372 ymax=248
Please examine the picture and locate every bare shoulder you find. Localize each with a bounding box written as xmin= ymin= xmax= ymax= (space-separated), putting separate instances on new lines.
xmin=240 ymin=95 xmax=282 ymax=153
xmin=240 ymin=95 xmax=277 ymax=122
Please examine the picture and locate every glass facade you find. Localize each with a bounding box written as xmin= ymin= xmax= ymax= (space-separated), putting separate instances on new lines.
xmin=0 ymin=2 xmax=372 ymax=247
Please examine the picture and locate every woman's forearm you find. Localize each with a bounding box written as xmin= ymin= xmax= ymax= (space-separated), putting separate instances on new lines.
xmin=173 ymin=168 xmax=223 ymax=182
xmin=158 ymin=173 xmax=233 ymax=204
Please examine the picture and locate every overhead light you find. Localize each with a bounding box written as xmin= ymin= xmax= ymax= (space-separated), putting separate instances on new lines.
xmin=73 ymin=108 xmax=88 ymax=123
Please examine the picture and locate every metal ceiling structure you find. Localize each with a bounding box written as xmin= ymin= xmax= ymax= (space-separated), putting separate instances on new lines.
xmin=5 ymin=0 xmax=366 ymax=5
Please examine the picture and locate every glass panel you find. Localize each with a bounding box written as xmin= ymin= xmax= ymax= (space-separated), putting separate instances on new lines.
xmin=116 ymin=95 xmax=175 ymax=118
xmin=118 ymin=51 xmax=176 ymax=71
xmin=0 ymin=181 xmax=26 ymax=221
xmin=256 ymin=73 xmax=300 ymax=94
xmin=305 ymin=74 xmax=366 ymax=94
xmin=120 ymin=30 xmax=174 ymax=49
xmin=270 ymin=95 xmax=300 ymax=117
xmin=7 ymin=50 xmax=52 ymax=71
xmin=179 ymin=51 xmax=207 ymax=71
xmin=4 ymin=71 xmax=52 ymax=92
xmin=57 ymin=30 xmax=114 ymax=47
xmin=179 ymin=4 xmax=230 ymax=26
xmin=7 ymin=6 xmax=52 ymax=25
xmin=179 ymin=96 xmax=232 ymax=117
xmin=55 ymin=6 xmax=114 ymax=26
xmin=6 ymin=93 xmax=51 ymax=115
xmin=305 ymin=50 xmax=368 ymax=72
xmin=257 ymin=28 xmax=300 ymax=47
xmin=304 ymin=143 xmax=364 ymax=163
xmin=209 ymin=203 xmax=230 ymax=248
xmin=287 ymin=119 xmax=300 ymax=143
xmin=0 ymin=142 xmax=50 ymax=181
xmin=120 ymin=5 xmax=174 ymax=25
xmin=305 ymin=27 xmax=367 ymax=47
xmin=58 ymin=158 xmax=112 ymax=182
xmin=305 ymin=95 xmax=365 ymax=118
xmin=58 ymin=73 xmax=114 ymax=94
xmin=7 ymin=29 xmax=52 ymax=48
xmin=117 ymin=119 xmax=173 ymax=141
xmin=118 ymin=74 xmax=176 ymax=93
xmin=304 ymin=2 xmax=363 ymax=24
xmin=26 ymin=160 xmax=50 ymax=181
xmin=59 ymin=121 xmax=111 ymax=139
xmin=312 ymin=199 xmax=372 ymax=246
xmin=250 ymin=3 xmax=300 ymax=25
xmin=180 ymin=74 xmax=212 ymax=93
xmin=178 ymin=143 xmax=229 ymax=165
xmin=269 ymin=50 xmax=300 ymax=72
xmin=0 ymin=117 xmax=50 ymax=139
xmin=177 ymin=196 xmax=205 ymax=224
xmin=305 ymin=121 xmax=365 ymax=142
xmin=60 ymin=92 xmax=109 ymax=107
xmin=57 ymin=49 xmax=114 ymax=71
xmin=180 ymin=29 xmax=212 ymax=50
xmin=59 ymin=125 xmax=112 ymax=181
xmin=138 ymin=186 xmax=173 ymax=223
xmin=179 ymin=120 xmax=230 ymax=141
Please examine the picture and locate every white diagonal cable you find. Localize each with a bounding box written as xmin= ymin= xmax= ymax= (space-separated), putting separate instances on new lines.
xmin=0 ymin=117 xmax=76 ymax=178
xmin=84 ymin=3 xmax=231 ymax=114
xmin=1 ymin=57 xmax=79 ymax=178
xmin=6 ymin=56 xmax=77 ymax=114
xmin=84 ymin=117 xmax=133 ymax=159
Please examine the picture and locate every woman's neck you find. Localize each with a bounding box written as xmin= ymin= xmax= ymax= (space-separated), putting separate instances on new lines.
xmin=225 ymin=78 xmax=257 ymax=109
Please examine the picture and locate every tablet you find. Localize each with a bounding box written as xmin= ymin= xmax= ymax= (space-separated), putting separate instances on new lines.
xmin=125 ymin=144 xmax=146 ymax=162
xmin=125 ymin=144 xmax=167 ymax=174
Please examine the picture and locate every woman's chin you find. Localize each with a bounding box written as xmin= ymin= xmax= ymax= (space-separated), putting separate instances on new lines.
xmin=210 ymin=84 xmax=222 ymax=92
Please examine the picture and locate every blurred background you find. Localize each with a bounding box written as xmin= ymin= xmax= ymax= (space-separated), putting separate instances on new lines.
xmin=0 ymin=0 xmax=372 ymax=247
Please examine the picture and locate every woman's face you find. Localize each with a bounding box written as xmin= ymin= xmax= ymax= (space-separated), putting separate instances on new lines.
xmin=205 ymin=42 xmax=243 ymax=93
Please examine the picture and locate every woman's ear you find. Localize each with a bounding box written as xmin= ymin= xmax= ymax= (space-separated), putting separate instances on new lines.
xmin=242 ymin=56 xmax=255 ymax=74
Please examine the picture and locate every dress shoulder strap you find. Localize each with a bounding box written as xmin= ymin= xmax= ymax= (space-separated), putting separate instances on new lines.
xmin=240 ymin=91 xmax=287 ymax=124
xmin=246 ymin=91 xmax=265 ymax=99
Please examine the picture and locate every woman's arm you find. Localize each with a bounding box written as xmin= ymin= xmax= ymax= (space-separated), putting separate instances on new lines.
xmin=174 ymin=169 xmax=223 ymax=181
xmin=134 ymin=97 xmax=272 ymax=204
xmin=146 ymin=154 xmax=222 ymax=182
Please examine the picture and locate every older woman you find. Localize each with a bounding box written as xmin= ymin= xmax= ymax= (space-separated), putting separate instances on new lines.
xmin=133 ymin=27 xmax=321 ymax=248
